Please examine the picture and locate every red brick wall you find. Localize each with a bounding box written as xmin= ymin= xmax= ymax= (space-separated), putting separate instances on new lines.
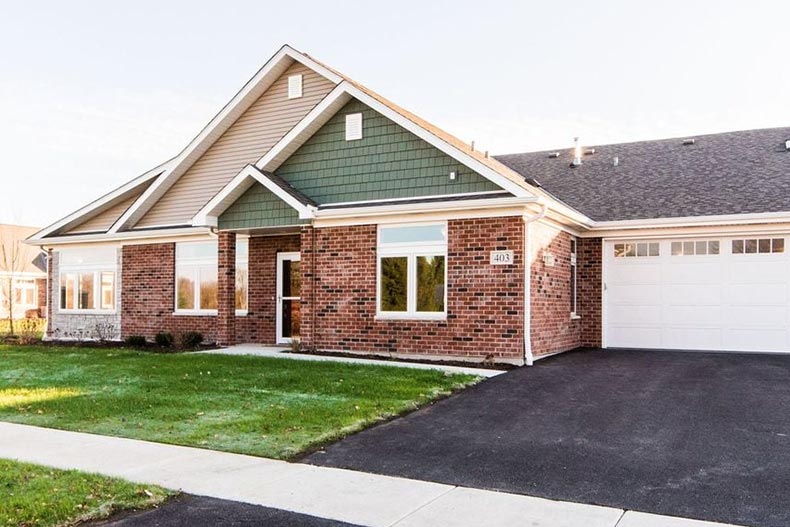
xmin=121 ymin=243 xmax=218 ymax=342
xmin=121 ymin=236 xmax=301 ymax=345
xmin=300 ymin=217 xmax=525 ymax=362
xmin=529 ymin=222 xmax=582 ymax=356
xmin=578 ymin=237 xmax=602 ymax=347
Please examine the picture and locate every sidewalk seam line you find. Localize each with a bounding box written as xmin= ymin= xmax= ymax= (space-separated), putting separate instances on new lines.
xmin=613 ymin=509 xmax=627 ymax=526
xmin=386 ymin=485 xmax=459 ymax=527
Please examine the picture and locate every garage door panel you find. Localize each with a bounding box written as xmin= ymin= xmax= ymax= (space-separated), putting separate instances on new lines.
xmin=608 ymin=304 xmax=662 ymax=324
xmin=604 ymin=237 xmax=790 ymax=353
xmin=664 ymin=284 xmax=722 ymax=305
xmin=664 ymin=262 xmax=723 ymax=284
xmin=724 ymin=305 xmax=788 ymax=327
xmin=607 ymin=263 xmax=661 ymax=285
xmin=663 ymin=327 xmax=722 ymax=350
xmin=729 ymin=260 xmax=787 ymax=283
xmin=607 ymin=326 xmax=662 ymax=349
xmin=663 ymin=306 xmax=721 ymax=325
xmin=724 ymin=328 xmax=788 ymax=352
xmin=607 ymin=284 xmax=661 ymax=304
xmin=727 ymin=283 xmax=787 ymax=305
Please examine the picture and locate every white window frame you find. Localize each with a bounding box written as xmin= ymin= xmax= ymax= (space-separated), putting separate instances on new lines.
xmin=58 ymin=248 xmax=117 ymax=314
xmin=731 ymin=237 xmax=785 ymax=255
xmin=174 ymin=241 xmax=218 ymax=316
xmin=570 ymin=238 xmax=579 ymax=319
xmin=14 ymin=278 xmax=36 ymax=308
xmin=613 ymin=241 xmax=660 ymax=258
xmin=376 ymin=222 xmax=448 ymax=320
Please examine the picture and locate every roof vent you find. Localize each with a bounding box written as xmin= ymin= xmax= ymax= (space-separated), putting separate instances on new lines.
xmin=682 ymin=138 xmax=696 ymax=145
xmin=613 ymin=156 xmax=619 ymax=166
xmin=571 ymin=137 xmax=582 ymax=167
xmin=584 ymin=148 xmax=596 ymax=156
xmin=548 ymin=152 xmax=560 ymax=158
xmin=785 ymin=139 xmax=790 ymax=151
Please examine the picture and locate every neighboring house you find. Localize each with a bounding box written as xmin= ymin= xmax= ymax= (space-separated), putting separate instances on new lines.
xmin=27 ymin=45 xmax=790 ymax=363
xmin=1 ymin=224 xmax=47 ymax=320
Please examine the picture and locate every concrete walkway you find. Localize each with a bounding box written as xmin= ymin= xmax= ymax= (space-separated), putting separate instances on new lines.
xmin=0 ymin=422 xmax=741 ymax=527
xmin=197 ymin=344 xmax=506 ymax=378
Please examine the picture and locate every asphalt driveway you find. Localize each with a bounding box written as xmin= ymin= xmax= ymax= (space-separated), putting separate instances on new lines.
xmin=307 ymin=349 xmax=790 ymax=527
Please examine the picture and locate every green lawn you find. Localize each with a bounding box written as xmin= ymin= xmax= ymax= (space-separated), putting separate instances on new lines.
xmin=0 ymin=459 xmax=170 ymax=527
xmin=0 ymin=345 xmax=478 ymax=459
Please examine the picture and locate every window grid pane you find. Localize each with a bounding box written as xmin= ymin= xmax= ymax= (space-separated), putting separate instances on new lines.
xmin=416 ymin=255 xmax=445 ymax=313
xmin=380 ymin=257 xmax=408 ymax=312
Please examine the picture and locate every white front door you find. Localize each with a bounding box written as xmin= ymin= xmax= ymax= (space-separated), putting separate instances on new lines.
xmin=604 ymin=236 xmax=790 ymax=352
xmin=276 ymin=252 xmax=301 ymax=344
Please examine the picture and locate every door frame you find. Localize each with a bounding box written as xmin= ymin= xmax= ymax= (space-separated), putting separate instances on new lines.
xmin=275 ymin=251 xmax=301 ymax=344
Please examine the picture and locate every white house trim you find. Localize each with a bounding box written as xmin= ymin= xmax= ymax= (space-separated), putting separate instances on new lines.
xmin=109 ymin=45 xmax=341 ymax=233
xmin=193 ymin=165 xmax=316 ymax=228
xmin=29 ymin=160 xmax=172 ymax=242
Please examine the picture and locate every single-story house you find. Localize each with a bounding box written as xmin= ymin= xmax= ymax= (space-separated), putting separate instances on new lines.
xmin=1 ymin=224 xmax=47 ymax=320
xmin=28 ymin=45 xmax=790 ymax=364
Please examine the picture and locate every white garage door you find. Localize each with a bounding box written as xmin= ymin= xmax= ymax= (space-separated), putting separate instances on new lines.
xmin=604 ymin=236 xmax=790 ymax=352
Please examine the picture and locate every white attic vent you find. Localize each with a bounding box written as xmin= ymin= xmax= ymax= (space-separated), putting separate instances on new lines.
xmin=785 ymin=139 xmax=790 ymax=151
xmin=287 ymin=74 xmax=303 ymax=99
xmin=682 ymin=138 xmax=696 ymax=145
xmin=345 ymin=113 xmax=363 ymax=141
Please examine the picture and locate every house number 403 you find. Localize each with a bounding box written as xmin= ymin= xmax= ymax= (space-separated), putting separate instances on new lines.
xmin=490 ymin=250 xmax=514 ymax=265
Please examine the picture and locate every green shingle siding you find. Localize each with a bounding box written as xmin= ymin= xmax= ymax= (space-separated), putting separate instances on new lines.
xmin=218 ymin=183 xmax=304 ymax=230
xmin=274 ymin=99 xmax=501 ymax=204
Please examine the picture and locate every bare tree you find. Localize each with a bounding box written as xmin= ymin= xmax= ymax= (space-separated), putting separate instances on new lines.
xmin=0 ymin=230 xmax=27 ymax=336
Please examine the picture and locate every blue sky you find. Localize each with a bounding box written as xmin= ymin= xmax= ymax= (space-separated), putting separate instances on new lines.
xmin=2 ymin=0 xmax=788 ymax=227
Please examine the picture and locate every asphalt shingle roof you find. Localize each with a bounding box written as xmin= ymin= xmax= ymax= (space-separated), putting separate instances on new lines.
xmin=496 ymin=127 xmax=790 ymax=222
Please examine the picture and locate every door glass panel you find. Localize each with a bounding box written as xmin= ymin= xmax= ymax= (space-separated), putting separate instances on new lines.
xmin=282 ymin=260 xmax=301 ymax=297
xmin=281 ymin=299 xmax=301 ymax=338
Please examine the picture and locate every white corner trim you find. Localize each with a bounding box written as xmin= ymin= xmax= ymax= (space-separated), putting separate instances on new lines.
xmin=29 ymin=160 xmax=172 ymax=242
xmin=193 ymin=165 xmax=315 ymax=227
xmin=109 ymin=45 xmax=341 ymax=233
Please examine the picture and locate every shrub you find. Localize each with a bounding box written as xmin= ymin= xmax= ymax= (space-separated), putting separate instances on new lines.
xmin=154 ymin=332 xmax=175 ymax=348
xmin=125 ymin=335 xmax=147 ymax=348
xmin=179 ymin=331 xmax=204 ymax=349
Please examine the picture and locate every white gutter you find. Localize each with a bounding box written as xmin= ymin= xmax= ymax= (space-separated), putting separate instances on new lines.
xmin=314 ymin=196 xmax=538 ymax=220
xmin=522 ymin=201 xmax=547 ymax=366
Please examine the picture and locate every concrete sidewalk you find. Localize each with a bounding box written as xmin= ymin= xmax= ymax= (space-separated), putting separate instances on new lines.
xmin=0 ymin=422 xmax=740 ymax=527
xmin=196 ymin=344 xmax=506 ymax=378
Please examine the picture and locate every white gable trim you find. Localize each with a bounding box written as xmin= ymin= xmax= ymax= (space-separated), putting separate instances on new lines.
xmin=193 ymin=165 xmax=316 ymax=228
xmin=29 ymin=159 xmax=172 ymax=242
xmin=109 ymin=45 xmax=341 ymax=233
xmin=255 ymin=82 xmax=535 ymax=198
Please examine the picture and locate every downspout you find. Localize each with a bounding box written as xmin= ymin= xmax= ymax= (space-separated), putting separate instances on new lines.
xmin=523 ymin=202 xmax=547 ymax=366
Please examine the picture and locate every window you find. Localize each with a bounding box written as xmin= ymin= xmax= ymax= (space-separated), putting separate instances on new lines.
xmin=613 ymin=242 xmax=659 ymax=258
xmin=732 ymin=238 xmax=784 ymax=254
xmin=59 ymin=248 xmax=116 ymax=312
xmin=175 ymin=240 xmax=249 ymax=314
xmin=13 ymin=279 xmax=36 ymax=307
xmin=345 ymin=113 xmax=363 ymax=141
xmin=570 ymin=239 xmax=577 ymax=316
xmin=671 ymin=239 xmax=720 ymax=256
xmin=176 ymin=241 xmax=218 ymax=313
xmin=236 ymin=239 xmax=249 ymax=312
xmin=287 ymin=74 xmax=303 ymax=99
xmin=378 ymin=223 xmax=447 ymax=318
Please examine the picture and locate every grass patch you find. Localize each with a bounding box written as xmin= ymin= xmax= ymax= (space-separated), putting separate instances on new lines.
xmin=0 ymin=345 xmax=479 ymax=459
xmin=0 ymin=458 xmax=170 ymax=526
